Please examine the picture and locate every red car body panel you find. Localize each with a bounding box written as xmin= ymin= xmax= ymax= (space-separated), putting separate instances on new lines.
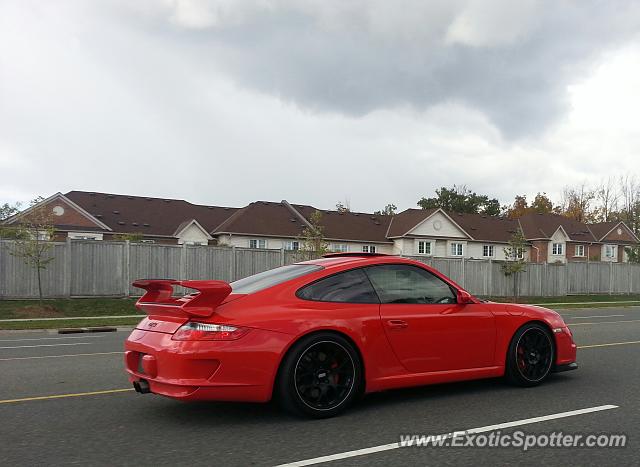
xmin=124 ymin=255 xmax=577 ymax=402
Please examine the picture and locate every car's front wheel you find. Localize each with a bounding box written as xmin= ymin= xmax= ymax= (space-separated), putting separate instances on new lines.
xmin=276 ymin=332 xmax=362 ymax=418
xmin=505 ymin=323 xmax=555 ymax=387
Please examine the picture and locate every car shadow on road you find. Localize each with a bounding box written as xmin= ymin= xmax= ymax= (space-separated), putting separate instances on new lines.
xmin=133 ymin=373 xmax=577 ymax=427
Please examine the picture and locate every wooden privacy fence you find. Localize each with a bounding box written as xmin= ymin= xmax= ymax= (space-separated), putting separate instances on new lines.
xmin=1 ymin=240 xmax=639 ymax=299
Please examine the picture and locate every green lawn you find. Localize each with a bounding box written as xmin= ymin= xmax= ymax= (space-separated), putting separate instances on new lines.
xmin=0 ymin=317 xmax=143 ymax=330
xmin=0 ymin=298 xmax=141 ymax=320
xmin=1 ymin=294 xmax=639 ymax=330
xmin=486 ymin=294 xmax=640 ymax=308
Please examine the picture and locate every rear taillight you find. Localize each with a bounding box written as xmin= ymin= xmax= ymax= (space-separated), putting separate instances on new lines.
xmin=171 ymin=322 xmax=250 ymax=341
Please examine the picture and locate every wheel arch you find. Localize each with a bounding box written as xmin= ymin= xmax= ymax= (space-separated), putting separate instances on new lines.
xmin=270 ymin=328 xmax=367 ymax=400
xmin=505 ymin=319 xmax=556 ymax=367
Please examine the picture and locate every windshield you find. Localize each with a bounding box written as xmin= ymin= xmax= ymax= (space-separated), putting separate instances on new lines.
xmin=230 ymin=264 xmax=323 ymax=294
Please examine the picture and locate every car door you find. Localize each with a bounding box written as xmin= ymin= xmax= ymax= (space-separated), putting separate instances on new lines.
xmin=365 ymin=264 xmax=495 ymax=374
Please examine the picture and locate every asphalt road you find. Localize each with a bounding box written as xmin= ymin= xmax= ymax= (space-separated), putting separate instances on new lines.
xmin=1 ymin=306 xmax=639 ymax=466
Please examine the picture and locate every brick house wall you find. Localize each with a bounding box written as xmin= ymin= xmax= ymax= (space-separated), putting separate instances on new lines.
xmin=529 ymin=241 xmax=548 ymax=263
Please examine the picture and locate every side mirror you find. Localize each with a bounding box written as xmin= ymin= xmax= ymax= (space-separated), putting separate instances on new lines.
xmin=457 ymin=290 xmax=475 ymax=304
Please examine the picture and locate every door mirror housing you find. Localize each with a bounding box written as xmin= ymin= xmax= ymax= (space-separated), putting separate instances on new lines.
xmin=457 ymin=290 xmax=475 ymax=304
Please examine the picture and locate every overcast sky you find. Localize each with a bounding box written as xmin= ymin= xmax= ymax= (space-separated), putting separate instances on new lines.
xmin=1 ymin=0 xmax=640 ymax=213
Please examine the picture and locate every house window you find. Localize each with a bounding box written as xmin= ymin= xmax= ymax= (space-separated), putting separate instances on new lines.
xmin=605 ymin=245 xmax=616 ymax=258
xmin=140 ymin=239 xmax=155 ymax=244
xmin=284 ymin=241 xmax=300 ymax=251
xmin=249 ymin=239 xmax=267 ymax=249
xmin=552 ymin=243 xmax=564 ymax=255
xmin=362 ymin=245 xmax=376 ymax=253
xmin=450 ymin=243 xmax=463 ymax=256
xmin=330 ymin=243 xmax=349 ymax=253
xmin=68 ymin=232 xmax=102 ymax=241
xmin=574 ymin=245 xmax=585 ymax=257
xmin=185 ymin=241 xmax=206 ymax=246
xmin=516 ymin=248 xmax=525 ymax=260
xmin=482 ymin=245 xmax=494 ymax=257
xmin=417 ymin=241 xmax=432 ymax=255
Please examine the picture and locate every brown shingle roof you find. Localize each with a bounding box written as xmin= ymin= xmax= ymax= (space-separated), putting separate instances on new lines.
xmin=65 ymin=191 xmax=237 ymax=237
xmin=214 ymin=201 xmax=307 ymax=237
xmin=518 ymin=213 xmax=596 ymax=242
xmin=386 ymin=209 xmax=438 ymax=237
xmin=450 ymin=212 xmax=520 ymax=243
xmin=214 ymin=201 xmax=394 ymax=243
xmin=293 ymin=205 xmax=394 ymax=243
xmin=587 ymin=221 xmax=619 ymax=241
xmin=387 ymin=208 xmax=519 ymax=242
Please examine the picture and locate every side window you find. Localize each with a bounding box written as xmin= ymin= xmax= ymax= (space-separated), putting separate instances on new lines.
xmin=365 ymin=264 xmax=456 ymax=305
xmin=297 ymin=269 xmax=379 ymax=304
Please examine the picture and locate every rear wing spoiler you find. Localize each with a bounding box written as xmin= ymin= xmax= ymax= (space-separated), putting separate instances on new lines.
xmin=132 ymin=279 xmax=232 ymax=318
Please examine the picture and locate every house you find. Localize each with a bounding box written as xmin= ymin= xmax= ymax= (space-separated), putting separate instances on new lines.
xmin=214 ymin=200 xmax=394 ymax=253
xmin=1 ymin=192 xmax=237 ymax=245
xmin=3 ymin=191 xmax=638 ymax=262
xmin=1 ymin=192 xmax=394 ymax=252
xmin=386 ymin=208 xmax=524 ymax=260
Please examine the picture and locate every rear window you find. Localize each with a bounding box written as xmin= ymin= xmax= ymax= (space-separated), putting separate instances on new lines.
xmin=229 ymin=264 xmax=323 ymax=294
xmin=297 ymin=269 xmax=379 ymax=303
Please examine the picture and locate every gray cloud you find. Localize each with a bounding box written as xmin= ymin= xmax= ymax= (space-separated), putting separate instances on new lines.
xmin=1 ymin=0 xmax=640 ymax=213
xmin=128 ymin=0 xmax=640 ymax=138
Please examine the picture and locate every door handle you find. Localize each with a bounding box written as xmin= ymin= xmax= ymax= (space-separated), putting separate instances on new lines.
xmin=387 ymin=319 xmax=408 ymax=329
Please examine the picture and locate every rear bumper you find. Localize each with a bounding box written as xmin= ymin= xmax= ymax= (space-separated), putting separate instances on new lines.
xmin=124 ymin=328 xmax=290 ymax=403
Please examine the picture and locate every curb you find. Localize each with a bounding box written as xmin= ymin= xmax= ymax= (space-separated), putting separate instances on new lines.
xmin=58 ymin=327 xmax=118 ymax=334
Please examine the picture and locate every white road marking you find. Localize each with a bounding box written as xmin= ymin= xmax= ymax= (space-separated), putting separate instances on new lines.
xmin=275 ymin=405 xmax=619 ymax=467
xmin=0 ymin=342 xmax=93 ymax=349
xmin=0 ymin=351 xmax=124 ymax=361
xmin=567 ymin=319 xmax=640 ymax=326
xmin=578 ymin=340 xmax=640 ymax=349
xmin=0 ymin=335 xmax=106 ymax=342
xmin=570 ymin=315 xmax=625 ymax=319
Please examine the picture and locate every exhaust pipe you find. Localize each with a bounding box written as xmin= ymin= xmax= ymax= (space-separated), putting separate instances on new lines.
xmin=133 ymin=379 xmax=151 ymax=394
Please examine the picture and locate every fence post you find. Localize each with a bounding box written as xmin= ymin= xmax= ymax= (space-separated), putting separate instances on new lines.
xmin=180 ymin=243 xmax=187 ymax=280
xmin=609 ymin=261 xmax=613 ymax=295
xmin=230 ymin=246 xmax=236 ymax=281
xmin=123 ymin=240 xmax=130 ymax=297
xmin=488 ymin=259 xmax=492 ymax=297
xmin=280 ymin=247 xmax=285 ymax=266
xmin=64 ymin=237 xmax=72 ymax=298
xmin=543 ymin=262 xmax=548 ymax=297
xmin=461 ymin=257 xmax=465 ymax=289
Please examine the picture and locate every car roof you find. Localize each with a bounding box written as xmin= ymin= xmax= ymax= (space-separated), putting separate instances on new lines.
xmin=297 ymin=254 xmax=417 ymax=269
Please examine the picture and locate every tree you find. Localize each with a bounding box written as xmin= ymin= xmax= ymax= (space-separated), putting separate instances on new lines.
xmin=505 ymin=193 xmax=555 ymax=219
xmin=505 ymin=195 xmax=529 ymax=219
xmin=530 ymin=192 xmax=554 ymax=214
xmin=0 ymin=202 xmax=20 ymax=221
xmin=113 ymin=232 xmax=144 ymax=242
xmin=374 ymin=204 xmax=397 ymax=216
xmin=501 ymin=230 xmax=528 ymax=302
xmin=625 ymin=247 xmax=640 ymax=263
xmin=335 ymin=199 xmax=350 ymax=213
xmin=594 ymin=177 xmax=620 ymax=223
xmin=418 ymin=185 xmax=500 ymax=215
xmin=618 ymin=175 xmax=640 ymax=234
xmin=559 ymin=183 xmax=596 ymax=223
xmin=296 ymin=210 xmax=328 ymax=261
xmin=8 ymin=197 xmax=55 ymax=305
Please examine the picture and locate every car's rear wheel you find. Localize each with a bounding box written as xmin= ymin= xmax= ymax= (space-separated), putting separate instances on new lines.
xmin=505 ymin=323 xmax=554 ymax=387
xmin=276 ymin=332 xmax=362 ymax=418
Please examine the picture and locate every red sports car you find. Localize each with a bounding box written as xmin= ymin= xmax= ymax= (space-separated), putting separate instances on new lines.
xmin=124 ymin=253 xmax=577 ymax=418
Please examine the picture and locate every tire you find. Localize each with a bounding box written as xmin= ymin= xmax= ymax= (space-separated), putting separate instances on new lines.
xmin=276 ymin=332 xmax=363 ymax=418
xmin=505 ymin=323 xmax=555 ymax=387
